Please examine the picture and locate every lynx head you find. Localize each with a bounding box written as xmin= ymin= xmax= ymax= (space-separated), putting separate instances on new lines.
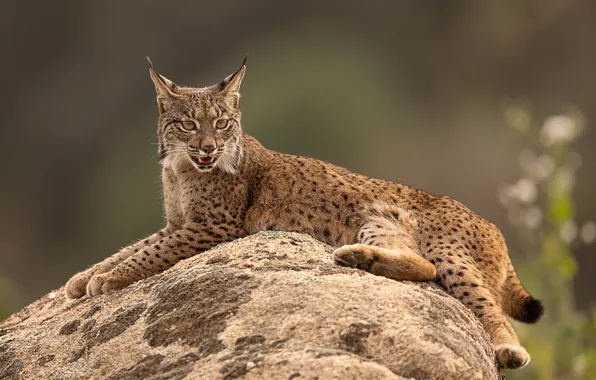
xmin=148 ymin=57 xmax=246 ymax=174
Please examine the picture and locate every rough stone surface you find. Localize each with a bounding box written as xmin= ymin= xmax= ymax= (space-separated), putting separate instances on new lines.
xmin=0 ymin=231 xmax=499 ymax=380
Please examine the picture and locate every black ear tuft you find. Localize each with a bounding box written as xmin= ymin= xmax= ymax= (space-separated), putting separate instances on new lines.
xmin=146 ymin=56 xmax=155 ymax=70
xmin=147 ymin=58 xmax=180 ymax=98
xmin=216 ymin=56 xmax=247 ymax=95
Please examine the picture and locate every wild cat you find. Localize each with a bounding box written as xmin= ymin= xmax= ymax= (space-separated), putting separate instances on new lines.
xmin=65 ymin=57 xmax=543 ymax=369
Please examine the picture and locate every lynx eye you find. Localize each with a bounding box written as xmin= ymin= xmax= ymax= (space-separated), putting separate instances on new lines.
xmin=178 ymin=121 xmax=196 ymax=131
xmin=215 ymin=118 xmax=230 ymax=130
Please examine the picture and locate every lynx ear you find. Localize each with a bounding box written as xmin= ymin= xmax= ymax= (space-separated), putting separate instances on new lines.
xmin=217 ymin=56 xmax=247 ymax=108
xmin=146 ymin=57 xmax=180 ymax=99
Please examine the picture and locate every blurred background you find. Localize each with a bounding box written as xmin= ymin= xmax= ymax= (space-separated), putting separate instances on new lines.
xmin=1 ymin=1 xmax=595 ymax=378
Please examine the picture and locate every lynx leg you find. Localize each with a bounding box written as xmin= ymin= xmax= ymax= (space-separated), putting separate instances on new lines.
xmin=86 ymin=223 xmax=241 ymax=297
xmin=65 ymin=228 xmax=172 ymax=299
xmin=335 ymin=208 xmax=436 ymax=281
xmin=464 ymin=296 xmax=529 ymax=369
xmin=432 ymin=249 xmax=530 ymax=369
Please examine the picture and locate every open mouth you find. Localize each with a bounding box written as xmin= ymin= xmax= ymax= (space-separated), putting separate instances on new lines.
xmin=191 ymin=155 xmax=217 ymax=168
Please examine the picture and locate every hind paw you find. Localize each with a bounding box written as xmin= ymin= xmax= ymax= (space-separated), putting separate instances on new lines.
xmin=496 ymin=344 xmax=530 ymax=369
xmin=333 ymin=244 xmax=375 ymax=270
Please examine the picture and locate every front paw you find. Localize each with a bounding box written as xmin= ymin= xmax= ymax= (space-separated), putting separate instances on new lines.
xmin=65 ymin=271 xmax=93 ymax=299
xmin=86 ymin=272 xmax=133 ymax=297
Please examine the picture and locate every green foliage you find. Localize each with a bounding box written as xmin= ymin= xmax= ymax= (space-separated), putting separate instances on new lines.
xmin=501 ymin=103 xmax=596 ymax=379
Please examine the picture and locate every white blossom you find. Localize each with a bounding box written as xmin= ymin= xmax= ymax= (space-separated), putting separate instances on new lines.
xmin=560 ymin=220 xmax=578 ymax=243
xmin=519 ymin=149 xmax=554 ymax=181
xmin=518 ymin=179 xmax=538 ymax=203
xmin=499 ymin=178 xmax=538 ymax=207
xmin=540 ymin=115 xmax=580 ymax=147
xmin=498 ymin=184 xmax=512 ymax=207
xmin=535 ymin=155 xmax=555 ymax=181
xmin=524 ymin=207 xmax=543 ymax=230
xmin=580 ymin=221 xmax=596 ymax=245
xmin=505 ymin=105 xmax=531 ymax=132
xmin=572 ymin=354 xmax=587 ymax=377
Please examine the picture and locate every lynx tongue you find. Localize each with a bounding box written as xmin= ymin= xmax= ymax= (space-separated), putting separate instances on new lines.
xmin=199 ymin=156 xmax=214 ymax=164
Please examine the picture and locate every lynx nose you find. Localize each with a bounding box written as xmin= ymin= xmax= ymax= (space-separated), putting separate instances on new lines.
xmin=201 ymin=144 xmax=216 ymax=154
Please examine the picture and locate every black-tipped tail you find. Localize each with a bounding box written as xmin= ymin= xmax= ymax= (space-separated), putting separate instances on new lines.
xmin=503 ymin=260 xmax=544 ymax=324
xmin=516 ymin=296 xmax=544 ymax=324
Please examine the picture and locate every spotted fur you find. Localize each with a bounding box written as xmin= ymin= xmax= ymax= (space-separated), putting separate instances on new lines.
xmin=65 ymin=59 xmax=543 ymax=370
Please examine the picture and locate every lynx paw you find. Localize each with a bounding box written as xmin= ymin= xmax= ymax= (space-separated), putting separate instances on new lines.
xmin=496 ymin=344 xmax=530 ymax=369
xmin=86 ymin=272 xmax=133 ymax=297
xmin=65 ymin=271 xmax=93 ymax=299
xmin=333 ymin=244 xmax=375 ymax=270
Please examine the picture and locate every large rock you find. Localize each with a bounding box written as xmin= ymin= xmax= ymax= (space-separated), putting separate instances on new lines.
xmin=0 ymin=232 xmax=499 ymax=380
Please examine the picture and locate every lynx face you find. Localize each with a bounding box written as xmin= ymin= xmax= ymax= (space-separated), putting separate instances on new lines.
xmin=149 ymin=58 xmax=246 ymax=174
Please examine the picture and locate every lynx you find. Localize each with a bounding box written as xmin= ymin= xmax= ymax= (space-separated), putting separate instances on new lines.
xmin=65 ymin=57 xmax=543 ymax=369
